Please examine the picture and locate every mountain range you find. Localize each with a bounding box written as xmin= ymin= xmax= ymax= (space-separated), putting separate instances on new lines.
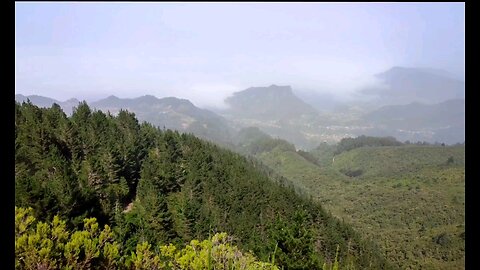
xmin=15 ymin=66 xmax=466 ymax=148
xmin=91 ymin=95 xmax=236 ymax=145
xmin=15 ymin=94 xmax=80 ymax=115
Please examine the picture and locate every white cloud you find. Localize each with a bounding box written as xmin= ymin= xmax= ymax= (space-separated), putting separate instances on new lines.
xmin=176 ymin=82 xmax=241 ymax=109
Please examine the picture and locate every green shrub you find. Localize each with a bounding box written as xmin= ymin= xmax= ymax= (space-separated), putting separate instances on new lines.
xmin=15 ymin=206 xmax=278 ymax=270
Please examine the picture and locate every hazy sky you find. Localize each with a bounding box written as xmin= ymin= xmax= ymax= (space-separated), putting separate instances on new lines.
xmin=15 ymin=2 xmax=465 ymax=108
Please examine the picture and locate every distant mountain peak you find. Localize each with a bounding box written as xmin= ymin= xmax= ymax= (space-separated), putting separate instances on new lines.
xmin=133 ymin=94 xmax=160 ymax=104
xmin=231 ymin=85 xmax=294 ymax=99
xmin=160 ymin=96 xmax=195 ymax=106
xmin=140 ymin=94 xmax=157 ymax=99
xmin=224 ymin=85 xmax=317 ymax=121
xmin=14 ymin=94 xmax=78 ymax=115
xmin=105 ymin=95 xmax=120 ymax=100
xmin=268 ymin=84 xmax=293 ymax=93
xmin=268 ymin=84 xmax=291 ymax=89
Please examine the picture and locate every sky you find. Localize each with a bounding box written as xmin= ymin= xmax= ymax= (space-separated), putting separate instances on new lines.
xmin=15 ymin=2 xmax=465 ymax=109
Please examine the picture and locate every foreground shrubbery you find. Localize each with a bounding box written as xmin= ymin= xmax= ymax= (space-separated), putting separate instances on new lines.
xmin=15 ymin=207 xmax=278 ymax=270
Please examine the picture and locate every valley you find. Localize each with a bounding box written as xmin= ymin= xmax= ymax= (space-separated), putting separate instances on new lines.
xmin=15 ymin=3 xmax=465 ymax=269
xmin=15 ymin=66 xmax=466 ymax=269
xmin=251 ymin=142 xmax=465 ymax=269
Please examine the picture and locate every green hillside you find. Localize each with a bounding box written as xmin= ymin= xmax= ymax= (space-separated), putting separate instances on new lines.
xmin=90 ymin=95 xmax=235 ymax=145
xmin=331 ymin=145 xmax=465 ymax=178
xmin=257 ymin=144 xmax=465 ymax=269
xmin=15 ymin=101 xmax=393 ymax=269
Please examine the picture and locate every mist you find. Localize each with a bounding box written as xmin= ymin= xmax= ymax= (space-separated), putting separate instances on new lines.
xmin=15 ymin=2 xmax=464 ymax=109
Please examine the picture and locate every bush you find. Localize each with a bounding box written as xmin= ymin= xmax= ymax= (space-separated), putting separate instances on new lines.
xmin=446 ymin=156 xmax=455 ymax=165
xmin=340 ymin=169 xmax=364 ymax=178
xmin=15 ymin=206 xmax=279 ymax=270
xmin=432 ymin=233 xmax=451 ymax=246
xmin=335 ymin=135 xmax=403 ymax=155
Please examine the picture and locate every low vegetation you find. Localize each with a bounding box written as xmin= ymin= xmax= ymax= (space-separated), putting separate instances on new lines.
xmin=252 ymin=138 xmax=464 ymax=269
xmin=15 ymin=207 xmax=278 ymax=269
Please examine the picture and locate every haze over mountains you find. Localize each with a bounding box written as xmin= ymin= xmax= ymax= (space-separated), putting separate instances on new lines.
xmin=16 ymin=66 xmax=465 ymax=149
xmin=223 ymin=85 xmax=318 ymax=121
xmin=89 ymin=94 xmax=236 ymax=145
xmin=15 ymin=94 xmax=80 ymax=116
xmin=360 ymin=66 xmax=465 ymax=105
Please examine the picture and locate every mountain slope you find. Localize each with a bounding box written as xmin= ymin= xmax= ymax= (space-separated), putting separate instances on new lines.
xmin=254 ymin=142 xmax=465 ymax=269
xmin=332 ymin=145 xmax=465 ymax=178
xmin=222 ymin=85 xmax=325 ymax=149
xmin=93 ymin=95 xmax=236 ymax=145
xmin=15 ymin=94 xmax=58 ymax=107
xmin=15 ymin=94 xmax=80 ymax=115
xmin=225 ymin=84 xmax=318 ymax=121
xmin=15 ymin=101 xmax=394 ymax=269
xmin=362 ymin=99 xmax=465 ymax=144
xmin=15 ymin=94 xmax=235 ymax=145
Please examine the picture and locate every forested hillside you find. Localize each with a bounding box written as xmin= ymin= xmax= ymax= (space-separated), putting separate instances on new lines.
xmin=90 ymin=95 xmax=235 ymax=145
xmin=15 ymin=101 xmax=394 ymax=269
xmin=251 ymin=138 xmax=465 ymax=269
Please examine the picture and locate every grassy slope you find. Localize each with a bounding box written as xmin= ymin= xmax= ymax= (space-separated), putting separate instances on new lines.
xmin=258 ymin=145 xmax=465 ymax=270
xmin=332 ymin=145 xmax=465 ymax=178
